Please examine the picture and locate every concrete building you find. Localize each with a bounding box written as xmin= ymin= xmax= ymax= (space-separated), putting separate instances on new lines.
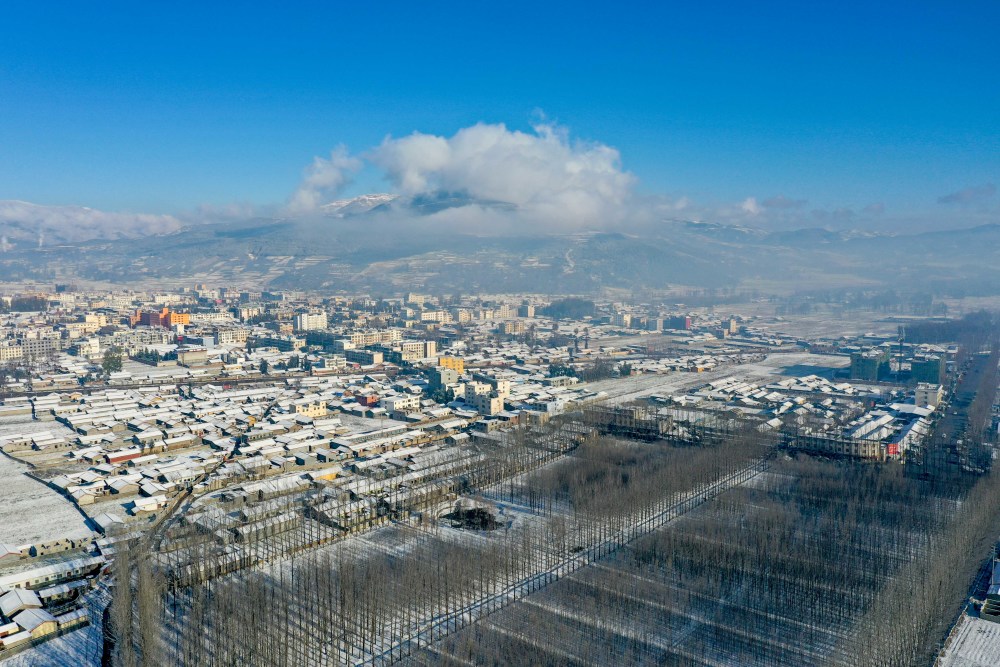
xmin=500 ymin=320 xmax=526 ymax=335
xmin=430 ymin=367 xmax=459 ymax=390
xmin=380 ymin=394 xmax=422 ymax=414
xmin=345 ymin=349 xmax=384 ymax=365
xmin=293 ymin=398 xmax=327 ymax=417
xmin=294 ymin=312 xmax=328 ymax=331
xmin=438 ymin=355 xmax=465 ymax=374
xmin=464 ymin=377 xmax=510 ymax=416
xmin=915 ymin=383 xmax=944 ymax=408
xmin=347 ymin=329 xmax=402 ymax=347
xmin=133 ymin=307 xmax=190 ymax=329
xmin=176 ymin=348 xmax=209 ymax=367
xmin=911 ymin=355 xmax=945 ymax=384
xmin=851 ymin=350 xmax=890 ymax=381
xmin=254 ymin=335 xmax=306 ymax=352
xmin=214 ymin=328 xmax=250 ymax=345
xmin=664 ymin=315 xmax=692 ymax=330
xmin=612 ymin=313 xmax=633 ymax=328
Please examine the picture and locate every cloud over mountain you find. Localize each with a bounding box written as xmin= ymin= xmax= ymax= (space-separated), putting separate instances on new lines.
xmin=281 ymin=122 xmax=636 ymax=228
xmin=287 ymin=146 xmax=362 ymax=214
xmin=0 ymin=200 xmax=183 ymax=245
xmin=359 ymin=122 xmax=635 ymax=227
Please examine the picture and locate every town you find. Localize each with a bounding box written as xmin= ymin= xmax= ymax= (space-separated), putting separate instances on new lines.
xmin=0 ymin=285 xmax=995 ymax=664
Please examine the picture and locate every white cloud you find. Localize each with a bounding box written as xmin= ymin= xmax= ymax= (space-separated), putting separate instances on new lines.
xmin=368 ymin=122 xmax=635 ymax=227
xmin=740 ymin=197 xmax=761 ymax=216
xmin=287 ymin=146 xmax=361 ymax=214
xmin=0 ymin=200 xmax=183 ymax=245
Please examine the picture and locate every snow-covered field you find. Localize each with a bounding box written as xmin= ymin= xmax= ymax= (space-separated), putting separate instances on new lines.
xmin=585 ymin=352 xmax=850 ymax=403
xmin=940 ymin=614 xmax=1000 ymax=667
xmin=0 ymin=417 xmax=95 ymax=547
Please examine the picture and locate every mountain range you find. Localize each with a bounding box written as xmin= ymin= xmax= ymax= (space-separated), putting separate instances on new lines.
xmin=0 ymin=194 xmax=997 ymax=297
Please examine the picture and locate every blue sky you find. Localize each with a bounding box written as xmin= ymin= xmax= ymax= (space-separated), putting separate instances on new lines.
xmin=0 ymin=1 xmax=997 ymax=228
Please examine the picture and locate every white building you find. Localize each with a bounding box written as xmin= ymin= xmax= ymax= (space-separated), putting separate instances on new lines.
xmin=915 ymin=383 xmax=943 ymax=408
xmin=380 ymin=394 xmax=422 ymax=414
xmin=294 ymin=312 xmax=328 ymax=331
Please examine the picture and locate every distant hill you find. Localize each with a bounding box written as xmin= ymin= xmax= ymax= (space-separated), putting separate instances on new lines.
xmin=0 ymin=196 xmax=997 ymax=296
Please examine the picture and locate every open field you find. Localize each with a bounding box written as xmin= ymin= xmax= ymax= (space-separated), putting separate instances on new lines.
xmin=586 ymin=351 xmax=851 ymax=403
xmin=0 ymin=417 xmax=95 ymax=546
xmin=940 ymin=614 xmax=1000 ymax=667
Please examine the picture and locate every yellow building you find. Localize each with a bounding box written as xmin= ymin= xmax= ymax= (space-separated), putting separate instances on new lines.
xmin=438 ymin=355 xmax=465 ymax=374
xmin=293 ymin=399 xmax=328 ymax=418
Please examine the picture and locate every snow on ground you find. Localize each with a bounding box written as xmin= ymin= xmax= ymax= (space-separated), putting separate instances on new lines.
xmin=121 ymin=359 xmax=192 ymax=380
xmin=585 ymin=352 xmax=849 ymax=404
xmin=0 ymin=417 xmax=95 ymax=547
xmin=754 ymin=311 xmax=897 ymax=339
xmin=939 ymin=614 xmax=1000 ymax=667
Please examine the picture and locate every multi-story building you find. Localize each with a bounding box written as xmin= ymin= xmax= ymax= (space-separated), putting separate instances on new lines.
xmin=464 ymin=384 xmax=504 ymax=415
xmin=915 ymin=382 xmax=944 ymax=408
xmin=0 ymin=344 xmax=23 ymax=361
xmin=851 ymin=350 xmax=890 ymax=381
xmin=17 ymin=335 xmax=63 ymax=359
xmin=430 ymin=367 xmax=459 ymax=390
xmin=348 ymin=329 xmax=402 ymax=347
xmin=188 ymin=311 xmax=235 ymax=324
xmin=464 ymin=376 xmax=510 ymax=416
xmin=293 ymin=398 xmax=328 ymax=418
xmin=399 ymin=340 xmax=436 ymax=360
xmin=371 ymin=340 xmax=437 ymax=363
xmin=418 ymin=310 xmax=450 ymax=323
xmin=500 ymin=321 xmax=526 ymax=335
xmin=380 ymin=394 xmax=422 ymax=414
xmin=450 ymin=308 xmax=472 ymax=323
xmin=253 ymin=335 xmax=306 ymax=352
xmin=293 ymin=312 xmax=328 ymax=331
xmin=132 ymin=307 xmax=190 ymax=329
xmin=72 ymin=337 xmax=101 ymax=358
xmin=612 ymin=313 xmax=633 ymax=328
xmin=214 ymin=328 xmax=250 ymax=345
xmin=664 ymin=315 xmax=692 ymax=330
xmin=345 ymin=349 xmax=384 ymax=365
xmin=237 ymin=306 xmax=263 ymax=321
xmin=82 ymin=313 xmax=111 ymax=327
xmin=911 ymin=356 xmax=945 ymax=384
xmin=264 ymin=321 xmax=294 ymax=335
xmin=438 ymin=356 xmax=465 ymax=375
